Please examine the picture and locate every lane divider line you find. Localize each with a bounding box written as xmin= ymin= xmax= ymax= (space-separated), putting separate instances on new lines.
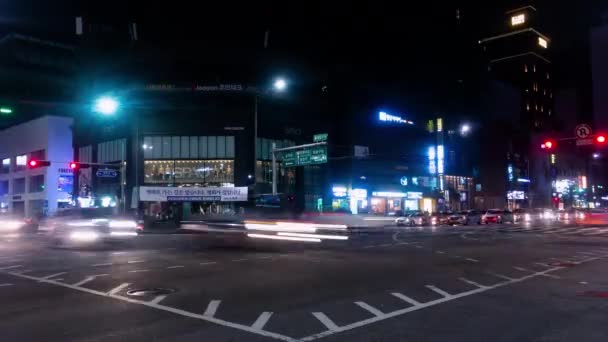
xmin=150 ymin=295 xmax=167 ymax=305
xmin=311 ymin=312 xmax=341 ymax=332
xmin=459 ymin=277 xmax=489 ymax=289
xmin=1 ymin=272 xmax=296 ymax=342
xmin=167 ymin=265 xmax=185 ymax=269
xmin=0 ymin=283 xmax=13 ymax=287
xmin=251 ymin=312 xmax=273 ymax=330
xmin=354 ymin=301 xmax=384 ymax=317
xmin=391 ymin=292 xmax=421 ymax=306
xmin=107 ymin=283 xmax=130 ymax=295
xmin=92 ymin=263 xmax=113 ymax=267
xmin=0 ymin=265 xmax=22 ymax=270
xmin=41 ymin=272 xmax=66 ymax=280
xmin=465 ymin=258 xmax=480 ymax=263
xmin=203 ymin=300 xmax=221 ymax=317
xmin=486 ymin=272 xmax=514 ymax=281
xmin=73 ymin=274 xmax=108 ymax=286
xmin=425 ymin=285 xmax=451 ymax=298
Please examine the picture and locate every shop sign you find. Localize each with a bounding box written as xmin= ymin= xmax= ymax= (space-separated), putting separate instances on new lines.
xmin=139 ymin=186 xmax=248 ymax=202
xmin=407 ymin=192 xmax=423 ymax=199
xmin=372 ymin=191 xmax=406 ymax=198
xmin=332 ymin=186 xmax=348 ymax=197
xmin=351 ymin=189 xmax=368 ymax=198
xmin=400 ymin=176 xmax=408 ymax=186
xmin=313 ymin=133 xmax=328 ymax=142
xmin=507 ymin=191 xmax=525 ymax=200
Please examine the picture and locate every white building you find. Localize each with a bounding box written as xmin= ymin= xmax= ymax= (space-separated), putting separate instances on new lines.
xmin=0 ymin=116 xmax=74 ymax=217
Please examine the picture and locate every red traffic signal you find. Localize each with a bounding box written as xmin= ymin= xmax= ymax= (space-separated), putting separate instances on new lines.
xmin=596 ymin=135 xmax=606 ymax=143
xmin=28 ymin=160 xmax=51 ymax=169
xmin=69 ymin=162 xmax=90 ymax=170
xmin=540 ymin=140 xmax=554 ymax=149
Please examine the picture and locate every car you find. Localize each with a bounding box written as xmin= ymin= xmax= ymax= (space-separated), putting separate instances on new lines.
xmin=395 ymin=212 xmax=427 ymax=226
xmin=0 ymin=214 xmax=39 ymax=234
xmin=448 ymin=210 xmax=482 ymax=225
xmin=513 ymin=208 xmax=534 ymax=224
xmin=40 ymin=208 xmax=142 ymax=247
xmin=481 ymin=209 xmax=507 ymax=224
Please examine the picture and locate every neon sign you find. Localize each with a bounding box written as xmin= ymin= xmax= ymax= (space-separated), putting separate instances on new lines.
xmin=379 ymin=111 xmax=413 ymax=125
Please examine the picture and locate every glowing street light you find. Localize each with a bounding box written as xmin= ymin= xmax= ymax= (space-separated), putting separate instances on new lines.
xmin=273 ymin=78 xmax=287 ymax=91
xmin=460 ymin=124 xmax=471 ymax=136
xmin=93 ymin=96 xmax=119 ymax=115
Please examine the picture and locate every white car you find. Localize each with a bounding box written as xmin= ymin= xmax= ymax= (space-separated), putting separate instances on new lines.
xmin=396 ymin=213 xmax=428 ymax=226
xmin=40 ymin=208 xmax=141 ymax=247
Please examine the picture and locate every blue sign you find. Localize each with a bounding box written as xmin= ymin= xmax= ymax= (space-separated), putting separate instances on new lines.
xmin=96 ymin=169 xmax=118 ymax=178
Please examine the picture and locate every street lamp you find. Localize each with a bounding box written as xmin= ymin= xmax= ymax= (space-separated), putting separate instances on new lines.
xmin=460 ymin=124 xmax=471 ymax=136
xmin=93 ymin=96 xmax=119 ymax=115
xmin=273 ymin=78 xmax=287 ymax=91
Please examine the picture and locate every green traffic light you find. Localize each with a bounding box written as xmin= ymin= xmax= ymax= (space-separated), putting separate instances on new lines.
xmin=0 ymin=107 xmax=12 ymax=114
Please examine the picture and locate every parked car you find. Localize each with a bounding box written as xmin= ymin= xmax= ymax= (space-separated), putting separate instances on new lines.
xmin=448 ymin=210 xmax=482 ymax=225
xmin=481 ymin=209 xmax=513 ymax=224
xmin=395 ymin=212 xmax=428 ymax=226
xmin=40 ymin=208 xmax=142 ymax=247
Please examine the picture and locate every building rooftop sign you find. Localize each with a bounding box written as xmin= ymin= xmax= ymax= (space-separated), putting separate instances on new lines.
xmin=378 ymin=111 xmax=413 ymax=125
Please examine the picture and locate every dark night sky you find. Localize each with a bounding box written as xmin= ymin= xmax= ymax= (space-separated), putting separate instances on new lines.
xmin=0 ymin=1 xmax=606 ymax=126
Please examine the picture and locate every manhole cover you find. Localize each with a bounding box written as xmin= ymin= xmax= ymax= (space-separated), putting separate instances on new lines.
xmin=577 ymin=291 xmax=608 ymax=298
xmin=126 ymin=288 xmax=176 ymax=297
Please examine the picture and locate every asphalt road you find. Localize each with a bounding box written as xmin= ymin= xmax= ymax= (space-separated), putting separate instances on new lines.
xmin=1 ymin=223 xmax=608 ymax=341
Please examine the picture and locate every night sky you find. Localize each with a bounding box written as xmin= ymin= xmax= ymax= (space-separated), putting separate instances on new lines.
xmin=0 ymin=1 xmax=606 ymax=127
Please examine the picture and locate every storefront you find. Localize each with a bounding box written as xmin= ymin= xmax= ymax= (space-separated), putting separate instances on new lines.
xmin=370 ymin=191 xmax=407 ymax=215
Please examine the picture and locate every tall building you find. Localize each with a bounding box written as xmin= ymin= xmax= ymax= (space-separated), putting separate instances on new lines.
xmin=478 ymin=5 xmax=554 ymax=208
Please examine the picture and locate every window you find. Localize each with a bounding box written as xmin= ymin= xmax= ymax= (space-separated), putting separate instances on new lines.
xmin=1 ymin=158 xmax=10 ymax=174
xmin=29 ymin=175 xmax=45 ymax=193
xmin=15 ymin=154 xmax=27 ymax=172
xmin=0 ymin=180 xmax=8 ymax=196
xmin=524 ymin=64 xmax=528 ymax=73
xmin=13 ymin=178 xmax=25 ymax=194
xmin=144 ymin=160 xmax=234 ymax=185
xmin=511 ymin=13 xmax=525 ymax=26
xmin=143 ymin=136 xmax=235 ymax=160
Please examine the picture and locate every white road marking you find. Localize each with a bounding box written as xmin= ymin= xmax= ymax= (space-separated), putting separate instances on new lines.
xmin=256 ymin=256 xmax=273 ymax=259
xmin=459 ymin=277 xmax=489 ymax=289
xmin=0 ymin=283 xmax=13 ymax=287
xmin=107 ymin=283 xmax=130 ymax=295
xmin=111 ymin=251 xmax=127 ymax=255
xmin=73 ymin=274 xmax=108 ymax=286
xmin=354 ymin=301 xmax=384 ymax=317
xmin=92 ymin=263 xmax=113 ymax=267
xmin=487 ymin=272 xmax=514 ymax=281
xmin=534 ymin=262 xmax=551 ymax=267
xmin=312 ymin=312 xmax=340 ymax=332
xmin=128 ymin=269 xmax=149 ymax=273
xmin=41 ymin=272 xmax=67 ymax=280
xmin=425 ymin=285 xmax=451 ymax=298
xmin=378 ymin=243 xmax=393 ymax=248
xmin=513 ymin=266 xmax=532 ymax=273
xmin=435 ymin=251 xmax=445 ymax=254
xmin=251 ymin=312 xmax=273 ymax=330
xmin=203 ymin=300 xmax=221 ymax=317
xmin=232 ymin=258 xmax=249 ymax=262
xmin=150 ymin=295 xmax=167 ymax=305
xmin=0 ymin=265 xmax=22 ymax=270
xmin=465 ymin=258 xmax=479 ymax=263
xmin=200 ymin=261 xmax=218 ymax=266
xmin=362 ymin=245 xmax=377 ymax=249
xmin=167 ymin=265 xmax=184 ymax=269
xmin=0 ymin=275 xmax=296 ymax=342
xmin=15 ymin=269 xmax=33 ymax=274
xmin=391 ymin=292 xmax=421 ymax=306
xmin=127 ymin=260 xmax=145 ymax=264
xmin=538 ymin=273 xmax=561 ymax=279
xmin=579 ymin=281 xmax=588 ymax=285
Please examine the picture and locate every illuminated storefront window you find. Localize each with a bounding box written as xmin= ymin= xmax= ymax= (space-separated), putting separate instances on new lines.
xmin=144 ymin=160 xmax=234 ymax=185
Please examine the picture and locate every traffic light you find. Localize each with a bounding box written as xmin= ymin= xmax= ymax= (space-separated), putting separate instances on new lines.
xmin=69 ymin=162 xmax=90 ymax=170
xmin=540 ymin=140 xmax=554 ymax=149
xmin=596 ymin=135 xmax=606 ymax=143
xmin=28 ymin=160 xmax=51 ymax=169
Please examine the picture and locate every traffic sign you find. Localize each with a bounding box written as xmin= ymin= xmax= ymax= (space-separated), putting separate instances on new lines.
xmin=283 ymin=146 xmax=328 ymax=167
xmin=576 ymin=138 xmax=594 ymax=146
xmin=96 ymin=169 xmax=118 ymax=178
xmin=313 ymin=133 xmax=328 ymax=142
xmin=575 ymin=124 xmax=592 ymax=139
